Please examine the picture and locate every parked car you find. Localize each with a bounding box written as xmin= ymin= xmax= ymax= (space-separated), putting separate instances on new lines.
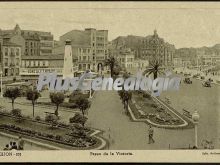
xmin=202 ymin=81 xmax=211 ymax=87
xmin=208 ymin=78 xmax=213 ymax=82
xmin=193 ymin=74 xmax=200 ymax=78
xmin=201 ymin=76 xmax=205 ymax=80
xmin=183 ymin=77 xmax=192 ymax=84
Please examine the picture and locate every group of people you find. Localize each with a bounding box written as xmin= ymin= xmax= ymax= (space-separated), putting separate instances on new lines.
xmin=3 ymin=136 xmax=24 ymax=150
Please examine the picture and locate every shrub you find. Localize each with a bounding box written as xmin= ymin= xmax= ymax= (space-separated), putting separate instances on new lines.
xmin=69 ymin=92 xmax=85 ymax=103
xmin=69 ymin=113 xmax=88 ymax=126
xmin=11 ymin=108 xmax=22 ymax=117
xmin=45 ymin=114 xmax=58 ymax=128
xmin=35 ymin=116 xmax=41 ymax=121
xmin=143 ymin=93 xmax=152 ymax=99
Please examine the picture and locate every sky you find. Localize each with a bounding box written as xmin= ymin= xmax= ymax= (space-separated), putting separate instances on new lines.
xmin=0 ymin=2 xmax=220 ymax=48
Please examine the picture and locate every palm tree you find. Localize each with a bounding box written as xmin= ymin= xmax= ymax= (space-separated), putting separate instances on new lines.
xmin=104 ymin=56 xmax=118 ymax=77
xmin=143 ymin=58 xmax=164 ymax=79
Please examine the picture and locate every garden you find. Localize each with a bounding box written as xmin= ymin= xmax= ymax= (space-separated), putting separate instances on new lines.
xmin=0 ymin=87 xmax=106 ymax=150
xmin=0 ymin=107 xmax=105 ymax=150
xmin=119 ymin=90 xmax=194 ymax=129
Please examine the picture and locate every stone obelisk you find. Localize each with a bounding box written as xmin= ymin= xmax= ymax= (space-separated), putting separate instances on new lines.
xmin=63 ymin=39 xmax=74 ymax=79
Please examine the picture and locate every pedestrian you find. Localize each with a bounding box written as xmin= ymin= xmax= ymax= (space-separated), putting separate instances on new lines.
xmin=148 ymin=125 xmax=155 ymax=144
xmin=3 ymin=144 xmax=10 ymax=150
xmin=11 ymin=142 xmax=18 ymax=150
xmin=18 ymin=136 xmax=24 ymax=150
xmin=9 ymin=141 xmax=13 ymax=150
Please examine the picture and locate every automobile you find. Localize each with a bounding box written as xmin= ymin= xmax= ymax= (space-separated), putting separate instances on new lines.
xmin=201 ymin=76 xmax=205 ymax=80
xmin=208 ymin=78 xmax=213 ymax=82
xmin=202 ymin=81 xmax=211 ymax=87
xmin=193 ymin=74 xmax=200 ymax=78
xmin=184 ymin=73 xmax=191 ymax=76
xmin=183 ymin=77 xmax=192 ymax=84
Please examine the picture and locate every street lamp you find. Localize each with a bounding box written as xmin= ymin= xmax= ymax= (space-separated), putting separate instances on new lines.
xmin=192 ymin=111 xmax=200 ymax=148
xmin=0 ymin=70 xmax=3 ymax=98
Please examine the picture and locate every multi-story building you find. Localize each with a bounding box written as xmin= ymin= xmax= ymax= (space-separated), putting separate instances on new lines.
xmin=0 ymin=24 xmax=54 ymax=57
xmin=173 ymin=57 xmax=183 ymax=67
xmin=0 ymin=41 xmax=21 ymax=77
xmin=139 ymin=30 xmax=175 ymax=66
xmin=111 ymin=30 xmax=175 ymax=67
xmin=53 ymin=28 xmax=108 ymax=72
xmin=117 ymin=48 xmax=135 ymax=69
xmin=20 ymin=54 xmax=78 ymax=80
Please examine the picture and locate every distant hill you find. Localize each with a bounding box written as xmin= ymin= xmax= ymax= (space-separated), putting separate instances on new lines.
xmin=175 ymin=44 xmax=220 ymax=58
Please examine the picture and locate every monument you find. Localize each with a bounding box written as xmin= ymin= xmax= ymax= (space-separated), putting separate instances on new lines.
xmin=63 ymin=39 xmax=74 ymax=79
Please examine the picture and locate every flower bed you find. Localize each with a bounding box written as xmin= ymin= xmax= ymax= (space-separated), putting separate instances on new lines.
xmin=0 ymin=124 xmax=97 ymax=149
xmin=128 ymin=91 xmax=194 ymax=128
xmin=0 ymin=109 xmax=104 ymax=149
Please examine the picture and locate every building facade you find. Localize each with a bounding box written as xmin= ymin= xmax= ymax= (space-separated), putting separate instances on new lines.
xmin=54 ymin=28 xmax=108 ymax=72
xmin=0 ymin=24 xmax=54 ymax=57
xmin=1 ymin=42 xmax=21 ymax=77
xmin=111 ymin=30 xmax=175 ymax=67
xmin=117 ymin=48 xmax=135 ymax=69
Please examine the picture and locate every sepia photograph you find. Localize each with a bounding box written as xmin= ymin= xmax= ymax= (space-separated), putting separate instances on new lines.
xmin=0 ymin=1 xmax=219 ymax=163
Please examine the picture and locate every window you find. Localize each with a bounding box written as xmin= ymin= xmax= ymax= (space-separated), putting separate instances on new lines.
xmin=5 ymin=48 xmax=8 ymax=56
xmin=16 ymin=48 xmax=19 ymax=56
xmin=4 ymin=59 xmax=8 ymax=66
xmin=11 ymin=48 xmax=15 ymax=56
xmin=16 ymin=58 xmax=19 ymax=66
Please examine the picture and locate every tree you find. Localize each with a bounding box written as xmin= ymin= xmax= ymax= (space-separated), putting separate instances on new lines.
xmin=50 ymin=92 xmax=65 ymax=117
xmin=143 ymin=58 xmax=164 ymax=79
xmin=104 ymin=56 xmax=119 ymax=77
xmin=3 ymin=87 xmax=21 ymax=110
xmin=75 ymin=96 xmax=91 ymax=117
xmin=26 ymin=89 xmax=41 ymax=117
xmin=69 ymin=90 xmax=83 ymax=103
xmin=121 ymin=90 xmax=132 ymax=114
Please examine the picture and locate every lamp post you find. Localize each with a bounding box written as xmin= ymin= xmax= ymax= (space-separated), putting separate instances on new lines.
xmin=0 ymin=70 xmax=3 ymax=98
xmin=192 ymin=111 xmax=200 ymax=148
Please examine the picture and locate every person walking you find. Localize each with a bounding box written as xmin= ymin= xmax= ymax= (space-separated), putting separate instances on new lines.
xmin=18 ymin=136 xmax=24 ymax=150
xmin=3 ymin=144 xmax=10 ymax=150
xmin=148 ymin=125 xmax=155 ymax=144
xmin=11 ymin=142 xmax=18 ymax=150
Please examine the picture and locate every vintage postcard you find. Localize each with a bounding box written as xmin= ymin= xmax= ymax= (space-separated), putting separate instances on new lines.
xmin=0 ymin=1 xmax=219 ymax=163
